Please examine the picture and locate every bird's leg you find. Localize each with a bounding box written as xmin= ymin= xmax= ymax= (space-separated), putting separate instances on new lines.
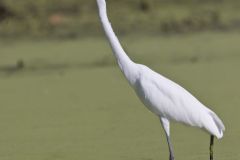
xmin=210 ymin=135 xmax=214 ymax=160
xmin=159 ymin=117 xmax=175 ymax=160
xmin=166 ymin=135 xmax=175 ymax=160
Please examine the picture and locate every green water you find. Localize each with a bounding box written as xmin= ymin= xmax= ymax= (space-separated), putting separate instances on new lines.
xmin=0 ymin=32 xmax=239 ymax=160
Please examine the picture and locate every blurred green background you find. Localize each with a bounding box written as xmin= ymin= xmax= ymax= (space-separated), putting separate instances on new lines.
xmin=0 ymin=0 xmax=239 ymax=160
xmin=1 ymin=0 xmax=240 ymax=38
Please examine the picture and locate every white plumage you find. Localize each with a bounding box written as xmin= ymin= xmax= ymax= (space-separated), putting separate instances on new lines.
xmin=96 ymin=0 xmax=225 ymax=159
xmin=134 ymin=65 xmax=224 ymax=138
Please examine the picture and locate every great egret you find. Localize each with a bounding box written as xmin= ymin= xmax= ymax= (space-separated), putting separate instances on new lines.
xmin=96 ymin=0 xmax=225 ymax=160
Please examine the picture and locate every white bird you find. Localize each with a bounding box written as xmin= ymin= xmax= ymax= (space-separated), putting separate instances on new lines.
xmin=96 ymin=0 xmax=225 ymax=160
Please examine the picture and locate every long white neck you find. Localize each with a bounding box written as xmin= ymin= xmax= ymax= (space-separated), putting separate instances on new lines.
xmin=97 ymin=0 xmax=138 ymax=85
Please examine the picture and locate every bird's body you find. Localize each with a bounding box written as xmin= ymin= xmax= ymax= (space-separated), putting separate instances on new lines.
xmin=132 ymin=64 xmax=224 ymax=138
xmin=96 ymin=0 xmax=225 ymax=159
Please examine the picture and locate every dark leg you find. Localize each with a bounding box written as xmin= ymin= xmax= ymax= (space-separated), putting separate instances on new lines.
xmin=210 ymin=135 xmax=214 ymax=160
xmin=166 ymin=135 xmax=175 ymax=160
xmin=159 ymin=117 xmax=174 ymax=160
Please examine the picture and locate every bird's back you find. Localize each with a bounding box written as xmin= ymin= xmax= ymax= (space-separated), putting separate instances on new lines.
xmin=133 ymin=64 xmax=225 ymax=139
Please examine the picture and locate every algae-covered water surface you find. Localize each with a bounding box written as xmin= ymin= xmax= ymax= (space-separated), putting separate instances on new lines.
xmin=0 ymin=32 xmax=239 ymax=160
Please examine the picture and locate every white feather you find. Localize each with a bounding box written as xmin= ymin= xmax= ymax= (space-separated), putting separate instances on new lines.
xmin=133 ymin=65 xmax=225 ymax=139
xmin=96 ymin=0 xmax=225 ymax=151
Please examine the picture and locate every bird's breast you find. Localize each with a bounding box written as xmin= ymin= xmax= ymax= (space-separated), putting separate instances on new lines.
xmin=133 ymin=79 xmax=167 ymax=116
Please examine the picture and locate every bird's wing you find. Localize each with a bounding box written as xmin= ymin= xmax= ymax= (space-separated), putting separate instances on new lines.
xmin=136 ymin=65 xmax=224 ymax=138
